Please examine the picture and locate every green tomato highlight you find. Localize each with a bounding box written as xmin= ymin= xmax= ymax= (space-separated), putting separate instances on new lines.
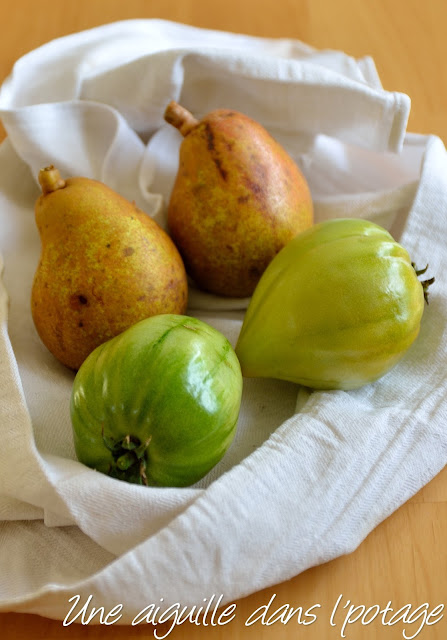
xmin=70 ymin=314 xmax=243 ymax=487
xmin=235 ymin=218 xmax=429 ymax=390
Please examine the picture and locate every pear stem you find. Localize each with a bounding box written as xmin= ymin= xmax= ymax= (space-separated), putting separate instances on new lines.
xmin=164 ymin=101 xmax=199 ymax=137
xmin=38 ymin=165 xmax=66 ymax=195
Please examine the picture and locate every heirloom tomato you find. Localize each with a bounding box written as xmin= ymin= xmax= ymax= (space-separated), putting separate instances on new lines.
xmin=235 ymin=218 xmax=434 ymax=390
xmin=70 ymin=314 xmax=242 ymax=487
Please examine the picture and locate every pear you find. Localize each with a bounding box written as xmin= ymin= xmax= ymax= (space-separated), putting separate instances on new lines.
xmin=164 ymin=101 xmax=313 ymax=297
xmin=31 ymin=166 xmax=188 ymax=370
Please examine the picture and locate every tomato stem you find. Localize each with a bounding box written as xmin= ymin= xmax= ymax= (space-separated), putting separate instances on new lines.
xmin=102 ymin=432 xmax=152 ymax=485
xmin=412 ymin=262 xmax=435 ymax=304
xmin=116 ymin=451 xmax=135 ymax=471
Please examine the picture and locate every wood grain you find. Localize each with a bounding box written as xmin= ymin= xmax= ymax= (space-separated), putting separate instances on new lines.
xmin=1 ymin=1 xmax=446 ymax=638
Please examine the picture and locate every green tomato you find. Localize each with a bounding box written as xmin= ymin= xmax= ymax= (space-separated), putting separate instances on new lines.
xmin=236 ymin=218 xmax=433 ymax=391
xmin=70 ymin=314 xmax=242 ymax=487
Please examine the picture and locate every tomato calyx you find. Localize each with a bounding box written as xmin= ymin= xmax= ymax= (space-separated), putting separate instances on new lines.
xmin=102 ymin=429 xmax=152 ymax=486
xmin=412 ymin=263 xmax=435 ymax=304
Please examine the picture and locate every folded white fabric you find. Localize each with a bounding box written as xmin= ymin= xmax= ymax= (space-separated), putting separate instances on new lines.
xmin=0 ymin=19 xmax=446 ymax=623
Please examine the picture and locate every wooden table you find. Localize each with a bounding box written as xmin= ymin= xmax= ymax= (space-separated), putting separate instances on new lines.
xmin=1 ymin=1 xmax=446 ymax=638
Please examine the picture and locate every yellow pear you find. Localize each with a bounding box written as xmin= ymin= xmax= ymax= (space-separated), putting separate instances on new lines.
xmin=31 ymin=166 xmax=188 ymax=370
xmin=164 ymin=101 xmax=313 ymax=297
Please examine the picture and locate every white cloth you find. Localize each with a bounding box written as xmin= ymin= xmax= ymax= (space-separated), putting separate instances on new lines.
xmin=0 ymin=19 xmax=446 ymax=623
